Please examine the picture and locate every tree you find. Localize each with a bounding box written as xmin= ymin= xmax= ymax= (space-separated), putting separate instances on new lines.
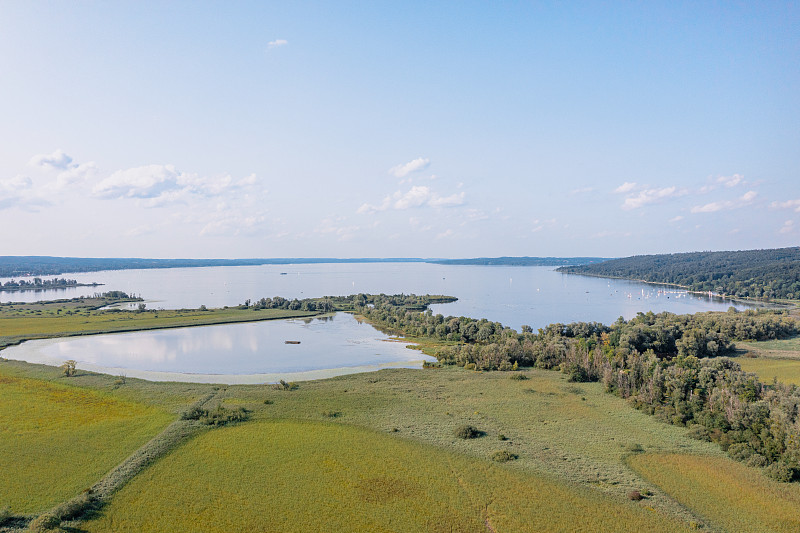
xmin=61 ymin=360 xmax=77 ymax=377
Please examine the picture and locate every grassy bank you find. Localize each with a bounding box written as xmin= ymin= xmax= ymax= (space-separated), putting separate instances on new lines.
xmin=0 ymin=298 xmax=317 ymax=349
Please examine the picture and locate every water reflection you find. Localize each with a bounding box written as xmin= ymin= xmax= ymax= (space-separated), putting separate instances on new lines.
xmin=3 ymin=312 xmax=435 ymax=384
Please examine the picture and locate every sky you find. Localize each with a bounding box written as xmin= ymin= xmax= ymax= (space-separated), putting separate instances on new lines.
xmin=0 ymin=1 xmax=798 ymax=259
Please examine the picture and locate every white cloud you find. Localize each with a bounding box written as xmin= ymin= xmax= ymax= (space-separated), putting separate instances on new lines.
xmin=691 ymin=191 xmax=758 ymax=213
xmin=54 ymin=161 xmax=98 ymax=189
xmin=436 ymin=229 xmax=454 ymax=239
xmin=771 ymin=199 xmax=800 ymax=212
xmin=0 ymin=175 xmax=33 ymax=193
xmin=570 ymin=186 xmax=594 ymax=195
xmin=779 ymin=220 xmax=794 ymax=234
xmin=614 ymin=182 xmax=637 ymax=193
xmin=29 ymin=149 xmax=73 ymax=170
xmin=93 ymin=164 xmax=256 ymax=206
xmin=717 ymin=174 xmax=744 ymax=188
xmin=669 ymin=215 xmax=684 ymax=223
xmin=93 ymin=164 xmax=185 ymax=200
xmin=358 ymin=184 xmax=465 ymax=214
xmin=621 ymin=186 xmax=685 ymax=210
xmin=267 ymin=39 xmax=288 ymax=48
xmin=389 ymin=157 xmax=430 ymax=178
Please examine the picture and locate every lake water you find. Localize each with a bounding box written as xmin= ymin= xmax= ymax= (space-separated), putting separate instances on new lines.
xmin=4 ymin=313 xmax=434 ymax=384
xmin=0 ymin=263 xmax=763 ymax=383
xmin=0 ymin=263 xmax=759 ymax=330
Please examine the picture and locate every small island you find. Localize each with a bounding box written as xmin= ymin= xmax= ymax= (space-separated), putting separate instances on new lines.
xmin=0 ymin=277 xmax=102 ymax=293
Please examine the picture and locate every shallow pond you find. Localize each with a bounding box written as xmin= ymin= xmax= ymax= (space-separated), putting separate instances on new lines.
xmin=3 ymin=313 xmax=434 ymax=384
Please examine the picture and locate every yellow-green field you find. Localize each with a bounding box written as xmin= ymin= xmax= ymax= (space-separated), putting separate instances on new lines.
xmin=628 ymin=453 xmax=800 ymax=533
xmin=737 ymin=357 xmax=800 ymax=386
xmin=84 ymin=419 xmax=688 ymax=533
xmin=0 ymin=371 xmax=172 ymax=513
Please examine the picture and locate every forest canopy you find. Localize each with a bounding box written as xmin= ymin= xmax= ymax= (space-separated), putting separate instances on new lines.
xmin=557 ymin=247 xmax=800 ymax=300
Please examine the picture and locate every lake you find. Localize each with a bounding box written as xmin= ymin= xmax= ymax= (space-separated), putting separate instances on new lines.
xmin=0 ymin=263 xmax=764 ymax=383
xmin=0 ymin=263 xmax=759 ymax=330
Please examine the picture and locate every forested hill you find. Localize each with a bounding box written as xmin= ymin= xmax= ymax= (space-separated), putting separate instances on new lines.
xmin=556 ymin=247 xmax=800 ymax=300
xmin=430 ymin=257 xmax=608 ymax=266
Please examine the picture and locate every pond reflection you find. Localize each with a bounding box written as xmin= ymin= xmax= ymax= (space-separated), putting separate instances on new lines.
xmin=3 ymin=313 xmax=435 ymax=384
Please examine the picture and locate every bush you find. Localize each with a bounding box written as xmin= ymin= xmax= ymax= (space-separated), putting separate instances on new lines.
xmin=321 ymin=410 xmax=341 ymax=418
xmin=498 ymin=434 xmax=508 ymax=441
xmin=509 ymin=373 xmax=528 ymax=381
xmin=686 ymin=424 xmax=711 ymax=441
xmin=464 ymin=363 xmax=477 ymax=371
xmin=624 ymin=443 xmax=644 ymax=453
xmin=764 ymin=462 xmax=794 ymax=483
xmin=274 ymin=380 xmax=299 ymax=391
xmin=492 ymin=450 xmax=518 ymax=462
xmin=60 ymin=360 xmax=77 ymax=377
xmin=746 ymin=454 xmax=768 ymax=468
xmin=0 ymin=505 xmax=10 ymax=526
xmin=28 ymin=513 xmax=60 ymax=531
xmin=627 ymin=490 xmax=644 ymax=501
xmin=182 ymin=406 xmax=248 ymax=426
xmin=454 ymin=425 xmax=481 ymax=439
xmin=728 ymin=442 xmax=754 ymax=462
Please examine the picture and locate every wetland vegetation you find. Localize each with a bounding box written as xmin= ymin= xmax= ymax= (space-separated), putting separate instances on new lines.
xmin=1 ymin=282 xmax=799 ymax=531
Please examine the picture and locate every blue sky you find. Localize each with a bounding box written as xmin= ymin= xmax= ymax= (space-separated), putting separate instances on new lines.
xmin=1 ymin=1 xmax=798 ymax=258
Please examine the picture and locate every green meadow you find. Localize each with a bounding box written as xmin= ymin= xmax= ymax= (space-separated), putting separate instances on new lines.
xmin=736 ymin=335 xmax=800 ymax=385
xmin=84 ymin=419 xmax=689 ymax=533
xmin=0 ymin=372 xmax=172 ymax=514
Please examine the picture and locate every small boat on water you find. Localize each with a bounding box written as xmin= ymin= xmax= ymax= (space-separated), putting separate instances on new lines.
xmin=280 ymin=272 xmax=288 ymax=275
xmin=285 ymin=340 xmax=301 ymax=344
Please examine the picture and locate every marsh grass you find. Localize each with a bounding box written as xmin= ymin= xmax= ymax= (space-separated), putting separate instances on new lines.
xmin=628 ymin=453 xmax=800 ymax=532
xmin=83 ymin=420 xmax=689 ymax=533
xmin=0 ymin=371 xmax=173 ymax=514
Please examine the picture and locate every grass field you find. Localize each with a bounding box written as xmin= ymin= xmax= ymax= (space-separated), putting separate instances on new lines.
xmin=83 ymin=419 xmax=689 ymax=533
xmin=628 ymin=453 xmax=800 ymax=532
xmin=738 ymin=335 xmax=800 ymax=359
xmin=737 ymin=357 xmax=800 ymax=386
xmin=0 ymin=298 xmax=316 ymax=349
xmin=0 ymin=370 xmax=173 ymax=514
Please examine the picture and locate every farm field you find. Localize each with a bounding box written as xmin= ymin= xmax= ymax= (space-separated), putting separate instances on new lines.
xmin=0 ymin=370 xmax=172 ymax=514
xmin=628 ymin=453 xmax=800 ymax=533
xmin=83 ymin=419 xmax=689 ymax=533
xmin=737 ymin=356 xmax=800 ymax=386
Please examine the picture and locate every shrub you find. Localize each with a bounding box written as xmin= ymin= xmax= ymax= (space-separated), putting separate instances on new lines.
xmin=727 ymin=442 xmax=754 ymax=462
xmin=0 ymin=506 xmax=10 ymax=526
xmin=509 ymin=373 xmax=528 ymax=381
xmin=263 ymin=399 xmax=274 ymax=405
xmin=624 ymin=443 xmax=644 ymax=453
xmin=28 ymin=513 xmax=60 ymax=531
xmin=464 ymin=363 xmax=477 ymax=371
xmin=321 ymin=410 xmax=341 ymax=418
xmin=686 ymin=424 xmax=711 ymax=441
xmin=627 ymin=490 xmax=644 ymax=501
xmin=60 ymin=360 xmax=77 ymax=377
xmin=764 ymin=462 xmax=794 ymax=483
xmin=492 ymin=450 xmax=518 ymax=462
xmin=498 ymin=434 xmax=508 ymax=441
xmin=454 ymin=425 xmax=481 ymax=439
xmin=274 ymin=380 xmax=299 ymax=391
xmin=181 ymin=406 xmax=248 ymax=426
xmin=746 ymin=454 xmax=768 ymax=468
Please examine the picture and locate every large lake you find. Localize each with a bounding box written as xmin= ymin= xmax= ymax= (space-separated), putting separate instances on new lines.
xmin=0 ymin=263 xmax=759 ymax=330
xmin=0 ymin=263 xmax=763 ymax=383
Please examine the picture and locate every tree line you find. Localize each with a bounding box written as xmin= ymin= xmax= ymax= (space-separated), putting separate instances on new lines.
xmin=556 ymin=247 xmax=800 ymax=300
xmin=0 ymin=277 xmax=100 ymax=292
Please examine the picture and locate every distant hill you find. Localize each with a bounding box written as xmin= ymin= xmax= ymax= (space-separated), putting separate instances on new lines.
xmin=0 ymin=257 xmax=428 ymax=277
xmin=430 ymin=257 xmax=609 ymax=267
xmin=557 ymin=247 xmax=800 ymax=300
